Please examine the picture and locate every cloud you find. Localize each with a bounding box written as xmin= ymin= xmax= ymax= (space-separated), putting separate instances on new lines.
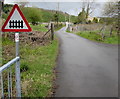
xmin=0 ymin=0 xmax=4 ymax=2
xmin=4 ymin=1 xmax=115 ymax=17
xmin=5 ymin=0 xmax=118 ymax=4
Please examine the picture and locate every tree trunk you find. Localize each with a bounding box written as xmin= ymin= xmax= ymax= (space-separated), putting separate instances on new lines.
xmin=109 ymin=26 xmax=113 ymax=37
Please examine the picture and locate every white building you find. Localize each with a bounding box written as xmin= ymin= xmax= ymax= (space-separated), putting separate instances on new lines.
xmin=87 ymin=16 xmax=100 ymax=22
xmin=87 ymin=16 xmax=94 ymax=22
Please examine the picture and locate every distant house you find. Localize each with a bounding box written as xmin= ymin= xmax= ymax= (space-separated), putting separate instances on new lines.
xmin=87 ymin=16 xmax=94 ymax=22
xmin=97 ymin=18 xmax=100 ymax=22
xmin=87 ymin=16 xmax=100 ymax=23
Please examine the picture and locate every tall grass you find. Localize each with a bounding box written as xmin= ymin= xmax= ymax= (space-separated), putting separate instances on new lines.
xmin=20 ymin=40 xmax=58 ymax=97
xmin=76 ymin=30 xmax=119 ymax=44
xmin=30 ymin=24 xmax=48 ymax=32
xmin=2 ymin=24 xmax=59 ymax=97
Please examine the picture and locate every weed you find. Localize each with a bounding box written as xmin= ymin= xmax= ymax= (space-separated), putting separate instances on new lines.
xmin=76 ymin=30 xmax=118 ymax=44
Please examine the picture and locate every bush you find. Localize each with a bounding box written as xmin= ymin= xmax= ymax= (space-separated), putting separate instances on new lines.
xmin=93 ymin=17 xmax=98 ymax=23
xmin=21 ymin=7 xmax=42 ymax=25
xmin=88 ymin=20 xmax=92 ymax=24
xmin=2 ymin=13 xmax=8 ymax=19
xmin=20 ymin=62 xmax=29 ymax=72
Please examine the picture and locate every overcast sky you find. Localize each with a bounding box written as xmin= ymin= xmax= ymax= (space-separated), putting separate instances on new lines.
xmin=4 ymin=0 xmax=118 ymax=17
xmin=27 ymin=2 xmax=105 ymax=17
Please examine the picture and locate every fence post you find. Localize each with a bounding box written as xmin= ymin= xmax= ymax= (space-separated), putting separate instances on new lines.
xmin=0 ymin=73 xmax=4 ymax=98
xmin=15 ymin=33 xmax=21 ymax=97
xmin=51 ymin=23 xmax=54 ymax=40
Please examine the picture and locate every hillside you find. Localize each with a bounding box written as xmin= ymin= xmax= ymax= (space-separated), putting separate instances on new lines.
xmin=2 ymin=4 xmax=77 ymax=23
xmin=40 ymin=8 xmax=69 ymax=22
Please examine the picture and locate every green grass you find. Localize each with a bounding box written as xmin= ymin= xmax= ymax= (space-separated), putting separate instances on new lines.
xmin=76 ymin=30 xmax=119 ymax=44
xmin=77 ymin=31 xmax=101 ymax=41
xmin=2 ymin=23 xmax=59 ymax=97
xmin=2 ymin=37 xmax=58 ymax=97
xmin=104 ymin=35 xmax=118 ymax=44
xmin=66 ymin=30 xmax=73 ymax=33
xmin=55 ymin=24 xmax=65 ymax=31
xmin=30 ymin=23 xmax=64 ymax=33
xmin=2 ymin=37 xmax=14 ymax=46
xmin=0 ymin=36 xmax=2 ymax=66
xmin=30 ymin=24 xmax=48 ymax=32
xmin=20 ymin=40 xmax=58 ymax=97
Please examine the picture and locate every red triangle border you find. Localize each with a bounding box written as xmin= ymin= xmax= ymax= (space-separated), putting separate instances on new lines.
xmin=1 ymin=4 xmax=32 ymax=32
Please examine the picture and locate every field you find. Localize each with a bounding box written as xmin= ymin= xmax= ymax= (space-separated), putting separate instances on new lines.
xmin=30 ymin=24 xmax=48 ymax=32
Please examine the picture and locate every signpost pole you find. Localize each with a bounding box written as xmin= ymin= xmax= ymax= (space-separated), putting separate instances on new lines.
xmin=1 ymin=4 xmax=32 ymax=97
xmin=15 ymin=33 xmax=21 ymax=97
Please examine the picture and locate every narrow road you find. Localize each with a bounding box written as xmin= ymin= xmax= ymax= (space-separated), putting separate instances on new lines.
xmin=55 ymin=27 xmax=118 ymax=97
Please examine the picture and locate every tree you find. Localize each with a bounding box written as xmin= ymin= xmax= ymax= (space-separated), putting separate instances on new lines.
xmin=22 ymin=7 xmax=42 ymax=25
xmin=53 ymin=11 xmax=59 ymax=23
xmin=103 ymin=1 xmax=119 ymax=17
xmin=78 ymin=8 xmax=87 ymax=23
xmin=81 ymin=0 xmax=97 ymax=19
xmin=53 ymin=11 xmax=59 ymax=27
xmin=70 ymin=15 xmax=78 ymax=24
xmin=103 ymin=1 xmax=119 ymax=35
xmin=77 ymin=0 xmax=98 ymax=24
xmin=0 ymin=1 xmax=1 ymax=12
xmin=86 ymin=3 xmax=90 ymax=19
xmin=93 ymin=17 xmax=98 ymax=23
xmin=2 ymin=4 xmax=13 ymax=19
xmin=3 ymin=4 xmax=13 ymax=14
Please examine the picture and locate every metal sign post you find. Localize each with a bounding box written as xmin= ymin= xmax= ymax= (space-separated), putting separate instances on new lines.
xmin=15 ymin=33 xmax=21 ymax=97
xmin=1 ymin=4 xmax=32 ymax=97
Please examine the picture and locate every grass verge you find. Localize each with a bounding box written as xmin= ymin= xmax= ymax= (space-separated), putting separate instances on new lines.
xmin=54 ymin=24 xmax=65 ymax=31
xmin=76 ymin=31 xmax=119 ymax=44
xmin=2 ymin=24 xmax=59 ymax=97
xmin=30 ymin=24 xmax=48 ymax=32
xmin=66 ymin=29 xmax=119 ymax=44
xmin=20 ymin=39 xmax=58 ymax=97
xmin=2 ymin=37 xmax=58 ymax=97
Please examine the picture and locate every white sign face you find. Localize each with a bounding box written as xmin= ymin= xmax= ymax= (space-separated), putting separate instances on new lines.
xmin=5 ymin=9 xmax=28 ymax=30
xmin=15 ymin=33 xmax=19 ymax=42
xmin=1 ymin=4 xmax=32 ymax=32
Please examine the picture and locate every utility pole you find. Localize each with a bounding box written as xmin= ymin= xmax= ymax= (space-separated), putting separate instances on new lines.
xmin=65 ymin=15 xmax=66 ymax=22
xmin=69 ymin=15 xmax=71 ymax=23
xmin=57 ymin=2 xmax=59 ymax=27
xmin=58 ymin=2 xmax=59 ymax=12
xmin=68 ymin=14 xmax=71 ymax=31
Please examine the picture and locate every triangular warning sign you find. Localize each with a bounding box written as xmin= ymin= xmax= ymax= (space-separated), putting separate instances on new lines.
xmin=1 ymin=4 xmax=32 ymax=32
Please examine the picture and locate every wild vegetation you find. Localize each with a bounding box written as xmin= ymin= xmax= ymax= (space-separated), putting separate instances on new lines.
xmin=1 ymin=3 xmax=66 ymax=96
xmin=67 ymin=1 xmax=119 ymax=44
xmin=2 ymin=23 xmax=59 ymax=97
xmin=1 ymin=1 xmax=119 ymax=97
xmin=2 ymin=4 xmax=77 ymax=25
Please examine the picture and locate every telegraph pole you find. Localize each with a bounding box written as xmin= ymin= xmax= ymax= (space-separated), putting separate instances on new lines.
xmin=57 ymin=2 xmax=59 ymax=27
xmin=69 ymin=15 xmax=70 ymax=23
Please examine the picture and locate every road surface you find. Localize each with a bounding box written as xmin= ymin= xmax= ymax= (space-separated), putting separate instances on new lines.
xmin=55 ymin=27 xmax=118 ymax=97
